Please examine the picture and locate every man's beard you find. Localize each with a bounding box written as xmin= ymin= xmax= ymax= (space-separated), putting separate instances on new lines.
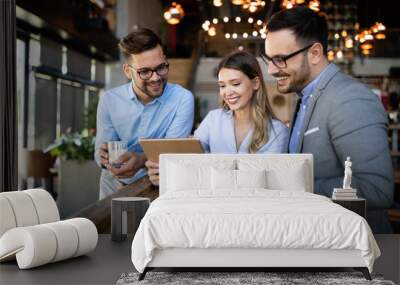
xmin=276 ymin=57 xmax=311 ymax=94
xmin=135 ymin=78 xmax=167 ymax=98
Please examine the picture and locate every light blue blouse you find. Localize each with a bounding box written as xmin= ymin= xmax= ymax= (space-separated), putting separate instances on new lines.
xmin=194 ymin=109 xmax=289 ymax=153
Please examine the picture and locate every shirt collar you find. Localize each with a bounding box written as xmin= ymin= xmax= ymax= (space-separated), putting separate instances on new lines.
xmin=127 ymin=82 xmax=169 ymax=105
xmin=299 ymin=63 xmax=331 ymax=99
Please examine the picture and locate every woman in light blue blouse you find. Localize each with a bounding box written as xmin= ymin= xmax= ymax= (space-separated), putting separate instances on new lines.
xmin=194 ymin=51 xmax=288 ymax=154
xmin=146 ymin=51 xmax=289 ymax=185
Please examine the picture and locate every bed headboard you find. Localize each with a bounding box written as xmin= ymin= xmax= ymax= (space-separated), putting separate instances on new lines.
xmin=159 ymin=154 xmax=314 ymax=196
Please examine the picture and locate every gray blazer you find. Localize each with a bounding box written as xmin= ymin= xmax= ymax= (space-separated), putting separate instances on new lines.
xmin=290 ymin=63 xmax=394 ymax=233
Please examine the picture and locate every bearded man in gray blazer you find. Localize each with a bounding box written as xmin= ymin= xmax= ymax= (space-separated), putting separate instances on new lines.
xmin=264 ymin=7 xmax=394 ymax=233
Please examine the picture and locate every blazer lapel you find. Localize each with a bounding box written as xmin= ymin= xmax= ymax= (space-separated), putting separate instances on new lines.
xmin=296 ymin=64 xmax=341 ymax=153
xmin=296 ymin=91 xmax=320 ymax=152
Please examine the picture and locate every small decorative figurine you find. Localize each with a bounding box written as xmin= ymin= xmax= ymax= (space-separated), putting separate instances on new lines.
xmin=342 ymin=156 xmax=352 ymax=189
xmin=333 ymin=157 xmax=357 ymax=199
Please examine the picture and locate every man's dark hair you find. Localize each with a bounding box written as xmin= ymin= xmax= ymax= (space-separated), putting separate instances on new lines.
xmin=119 ymin=28 xmax=163 ymax=58
xmin=266 ymin=7 xmax=328 ymax=55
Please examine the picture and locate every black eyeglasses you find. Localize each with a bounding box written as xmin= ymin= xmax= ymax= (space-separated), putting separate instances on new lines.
xmin=128 ymin=62 xmax=169 ymax=80
xmin=261 ymin=43 xmax=315 ymax=69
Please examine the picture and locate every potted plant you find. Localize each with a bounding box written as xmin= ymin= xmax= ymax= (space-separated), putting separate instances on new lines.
xmin=45 ymin=127 xmax=100 ymax=218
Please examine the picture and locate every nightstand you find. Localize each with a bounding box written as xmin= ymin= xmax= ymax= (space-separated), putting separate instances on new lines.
xmin=332 ymin=198 xmax=366 ymax=218
xmin=111 ymin=197 xmax=150 ymax=242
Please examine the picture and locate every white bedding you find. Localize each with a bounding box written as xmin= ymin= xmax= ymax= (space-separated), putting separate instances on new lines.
xmin=131 ymin=190 xmax=380 ymax=273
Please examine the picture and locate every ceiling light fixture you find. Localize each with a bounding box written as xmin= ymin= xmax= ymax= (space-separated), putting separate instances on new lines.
xmin=282 ymin=0 xmax=320 ymax=11
xmin=208 ymin=26 xmax=217 ymax=37
xmin=308 ymin=0 xmax=320 ymax=12
xmin=242 ymin=0 xmax=266 ymax=13
xmin=213 ymin=0 xmax=223 ymax=7
xmin=201 ymin=17 xmax=266 ymax=39
xmin=231 ymin=0 xmax=245 ymax=5
xmin=163 ymin=2 xmax=184 ymax=25
xmin=354 ymin=22 xmax=387 ymax=56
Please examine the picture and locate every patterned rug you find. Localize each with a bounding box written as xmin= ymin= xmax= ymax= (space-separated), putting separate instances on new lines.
xmin=116 ymin=271 xmax=396 ymax=285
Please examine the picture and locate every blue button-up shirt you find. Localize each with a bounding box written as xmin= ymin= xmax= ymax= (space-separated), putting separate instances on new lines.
xmin=95 ymin=82 xmax=194 ymax=182
xmin=194 ymin=109 xmax=289 ymax=153
xmin=289 ymin=65 xmax=330 ymax=153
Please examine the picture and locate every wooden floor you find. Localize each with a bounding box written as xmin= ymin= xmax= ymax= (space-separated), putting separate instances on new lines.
xmin=0 ymin=235 xmax=399 ymax=285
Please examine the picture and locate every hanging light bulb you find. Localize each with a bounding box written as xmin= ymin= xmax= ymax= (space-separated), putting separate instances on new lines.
xmin=257 ymin=20 xmax=263 ymax=26
xmin=235 ymin=17 xmax=241 ymax=23
xmin=241 ymin=0 xmax=265 ymax=13
xmin=377 ymin=22 xmax=386 ymax=31
xmin=213 ymin=0 xmax=223 ymax=7
xmin=336 ymin=50 xmax=343 ymax=59
xmin=232 ymin=33 xmax=238 ymax=39
xmin=223 ymin=17 xmax=229 ymax=23
xmin=345 ymin=38 xmax=353 ymax=49
xmin=208 ymin=26 xmax=217 ymax=37
xmin=252 ymin=31 xmax=258 ymax=37
xmin=364 ymin=33 xmax=373 ymax=41
xmin=282 ymin=0 xmax=296 ymax=9
xmin=225 ymin=33 xmax=231 ymax=39
xmin=248 ymin=17 xmax=254 ymax=24
xmin=243 ymin=32 xmax=249 ymax=38
xmin=163 ymin=2 xmax=184 ymax=25
xmin=202 ymin=21 xmax=210 ymax=31
xmin=248 ymin=2 xmax=258 ymax=13
xmin=249 ymin=5 xmax=257 ymax=13
xmin=356 ymin=32 xmax=366 ymax=43
xmin=308 ymin=0 xmax=320 ymax=12
xmin=375 ymin=33 xmax=386 ymax=40
xmin=231 ymin=0 xmax=245 ymax=5
xmin=260 ymin=25 xmax=267 ymax=34
xmin=361 ymin=49 xmax=371 ymax=55
xmin=372 ymin=22 xmax=386 ymax=40
xmin=327 ymin=50 xmax=335 ymax=61
xmin=372 ymin=22 xmax=386 ymax=33
xmin=360 ymin=43 xmax=373 ymax=50
xmin=212 ymin=18 xmax=219 ymax=24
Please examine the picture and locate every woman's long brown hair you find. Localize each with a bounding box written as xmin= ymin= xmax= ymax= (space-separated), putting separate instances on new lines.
xmin=217 ymin=51 xmax=275 ymax=153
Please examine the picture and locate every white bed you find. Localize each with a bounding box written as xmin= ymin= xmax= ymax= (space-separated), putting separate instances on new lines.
xmin=131 ymin=154 xmax=380 ymax=280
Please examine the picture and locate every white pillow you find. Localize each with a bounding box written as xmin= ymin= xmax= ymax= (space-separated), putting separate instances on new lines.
xmin=211 ymin=168 xmax=236 ymax=190
xmin=265 ymin=162 xmax=307 ymax=191
xmin=166 ymin=159 xmax=236 ymax=192
xmin=167 ymin=163 xmax=210 ymax=191
xmin=237 ymin=169 xmax=267 ymax=188
xmin=211 ymin=168 xmax=267 ymax=190
xmin=238 ymin=159 xmax=308 ymax=191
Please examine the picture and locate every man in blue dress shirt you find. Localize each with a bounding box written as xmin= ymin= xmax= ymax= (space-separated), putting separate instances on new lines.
xmin=95 ymin=28 xmax=194 ymax=199
xmin=263 ymin=7 xmax=393 ymax=233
